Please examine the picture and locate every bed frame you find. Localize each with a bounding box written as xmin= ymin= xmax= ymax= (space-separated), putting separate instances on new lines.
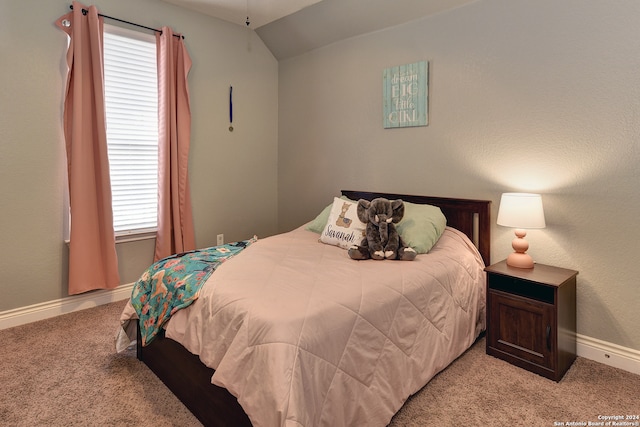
xmin=137 ymin=191 xmax=491 ymax=427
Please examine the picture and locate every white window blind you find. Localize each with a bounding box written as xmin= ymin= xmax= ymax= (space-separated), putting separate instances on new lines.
xmin=103 ymin=25 xmax=158 ymax=235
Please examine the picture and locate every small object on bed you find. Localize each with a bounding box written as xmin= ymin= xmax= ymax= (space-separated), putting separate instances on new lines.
xmin=348 ymin=198 xmax=416 ymax=261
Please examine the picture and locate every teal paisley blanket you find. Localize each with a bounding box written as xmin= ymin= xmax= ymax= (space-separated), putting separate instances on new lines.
xmin=131 ymin=237 xmax=257 ymax=346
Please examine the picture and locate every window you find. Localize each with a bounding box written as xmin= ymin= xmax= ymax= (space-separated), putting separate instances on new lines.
xmin=103 ymin=25 xmax=158 ymax=236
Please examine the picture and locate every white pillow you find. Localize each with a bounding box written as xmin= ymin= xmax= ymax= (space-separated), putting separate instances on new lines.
xmin=319 ymin=197 xmax=366 ymax=249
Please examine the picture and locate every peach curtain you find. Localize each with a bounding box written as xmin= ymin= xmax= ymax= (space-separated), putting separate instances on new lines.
xmin=56 ymin=2 xmax=120 ymax=294
xmin=154 ymin=27 xmax=195 ymax=261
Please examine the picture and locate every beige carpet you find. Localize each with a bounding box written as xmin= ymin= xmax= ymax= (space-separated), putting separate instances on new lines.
xmin=0 ymin=300 xmax=638 ymax=426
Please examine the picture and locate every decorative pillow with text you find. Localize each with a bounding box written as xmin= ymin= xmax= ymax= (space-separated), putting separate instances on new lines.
xmin=319 ymin=197 xmax=366 ymax=249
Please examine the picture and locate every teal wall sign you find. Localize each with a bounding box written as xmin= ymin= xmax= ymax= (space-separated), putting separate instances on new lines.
xmin=383 ymin=61 xmax=429 ymax=128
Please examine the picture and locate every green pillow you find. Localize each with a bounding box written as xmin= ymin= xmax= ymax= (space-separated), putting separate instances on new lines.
xmin=396 ymin=202 xmax=447 ymax=254
xmin=306 ymin=196 xmax=355 ymax=233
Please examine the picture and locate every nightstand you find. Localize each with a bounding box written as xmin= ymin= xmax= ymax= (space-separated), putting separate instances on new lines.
xmin=485 ymin=260 xmax=578 ymax=382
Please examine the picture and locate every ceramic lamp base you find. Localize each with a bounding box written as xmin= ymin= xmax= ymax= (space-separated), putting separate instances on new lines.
xmin=506 ymin=229 xmax=535 ymax=269
xmin=506 ymin=252 xmax=534 ymax=269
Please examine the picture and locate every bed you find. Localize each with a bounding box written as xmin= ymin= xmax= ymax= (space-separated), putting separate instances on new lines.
xmin=117 ymin=190 xmax=491 ymax=427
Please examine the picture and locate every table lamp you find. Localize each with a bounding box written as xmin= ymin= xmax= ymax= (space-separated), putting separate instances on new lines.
xmin=497 ymin=193 xmax=546 ymax=269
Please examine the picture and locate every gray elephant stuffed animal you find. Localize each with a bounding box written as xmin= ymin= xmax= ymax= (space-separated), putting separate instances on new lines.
xmin=348 ymin=198 xmax=417 ymax=261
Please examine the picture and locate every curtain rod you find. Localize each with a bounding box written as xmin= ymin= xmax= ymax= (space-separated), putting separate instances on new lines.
xmin=69 ymin=5 xmax=185 ymax=39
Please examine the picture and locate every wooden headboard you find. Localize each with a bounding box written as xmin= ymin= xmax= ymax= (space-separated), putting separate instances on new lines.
xmin=341 ymin=190 xmax=491 ymax=266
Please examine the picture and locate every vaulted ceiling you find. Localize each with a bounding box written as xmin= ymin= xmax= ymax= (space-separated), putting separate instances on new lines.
xmin=162 ymin=0 xmax=478 ymax=59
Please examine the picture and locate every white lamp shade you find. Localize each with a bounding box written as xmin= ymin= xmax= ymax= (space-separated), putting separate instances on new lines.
xmin=497 ymin=193 xmax=546 ymax=229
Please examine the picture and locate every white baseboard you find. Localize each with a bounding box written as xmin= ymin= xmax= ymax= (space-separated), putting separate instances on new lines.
xmin=0 ymin=283 xmax=134 ymax=330
xmin=577 ymin=333 xmax=640 ymax=376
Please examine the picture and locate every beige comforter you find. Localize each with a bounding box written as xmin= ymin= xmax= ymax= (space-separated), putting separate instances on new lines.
xmin=119 ymin=226 xmax=486 ymax=427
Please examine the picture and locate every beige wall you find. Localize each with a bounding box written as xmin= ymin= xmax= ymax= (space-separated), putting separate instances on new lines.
xmin=2 ymin=0 xmax=638 ymax=353
xmin=0 ymin=0 xmax=278 ymax=310
xmin=277 ymin=0 xmax=640 ymax=350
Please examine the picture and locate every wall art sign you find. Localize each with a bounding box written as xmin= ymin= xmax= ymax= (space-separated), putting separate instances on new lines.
xmin=383 ymin=60 xmax=428 ymax=128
